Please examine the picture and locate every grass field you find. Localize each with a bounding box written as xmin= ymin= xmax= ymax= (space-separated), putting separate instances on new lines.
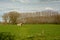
xmin=0 ymin=24 xmax=60 ymax=40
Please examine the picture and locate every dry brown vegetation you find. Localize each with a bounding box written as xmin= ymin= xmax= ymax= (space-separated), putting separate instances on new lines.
xmin=2 ymin=10 xmax=60 ymax=24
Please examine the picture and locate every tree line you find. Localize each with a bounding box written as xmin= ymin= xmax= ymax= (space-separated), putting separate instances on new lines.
xmin=2 ymin=11 xmax=60 ymax=24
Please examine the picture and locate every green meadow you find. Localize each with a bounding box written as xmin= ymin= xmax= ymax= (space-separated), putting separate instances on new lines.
xmin=0 ymin=24 xmax=60 ymax=40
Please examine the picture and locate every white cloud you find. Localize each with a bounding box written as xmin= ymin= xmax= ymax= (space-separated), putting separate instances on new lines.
xmin=45 ymin=7 xmax=54 ymax=10
xmin=11 ymin=0 xmax=30 ymax=3
xmin=19 ymin=0 xmax=30 ymax=3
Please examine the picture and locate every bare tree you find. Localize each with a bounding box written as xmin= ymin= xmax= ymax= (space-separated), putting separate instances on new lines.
xmin=55 ymin=14 xmax=60 ymax=24
xmin=2 ymin=11 xmax=20 ymax=24
xmin=2 ymin=13 xmax=8 ymax=24
xmin=8 ymin=11 xmax=20 ymax=24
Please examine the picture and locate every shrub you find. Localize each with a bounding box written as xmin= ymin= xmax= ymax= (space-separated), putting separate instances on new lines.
xmin=0 ymin=32 xmax=15 ymax=40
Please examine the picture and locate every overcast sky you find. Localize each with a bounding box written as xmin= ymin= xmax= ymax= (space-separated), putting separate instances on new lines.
xmin=0 ymin=0 xmax=60 ymax=21
xmin=0 ymin=0 xmax=60 ymax=15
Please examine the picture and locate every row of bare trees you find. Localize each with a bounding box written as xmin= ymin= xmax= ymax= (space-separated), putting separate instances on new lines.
xmin=25 ymin=15 xmax=60 ymax=24
xmin=2 ymin=11 xmax=60 ymax=24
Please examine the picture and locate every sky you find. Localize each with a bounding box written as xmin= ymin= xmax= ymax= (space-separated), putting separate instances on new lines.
xmin=0 ymin=0 xmax=60 ymax=14
xmin=0 ymin=0 xmax=60 ymax=21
